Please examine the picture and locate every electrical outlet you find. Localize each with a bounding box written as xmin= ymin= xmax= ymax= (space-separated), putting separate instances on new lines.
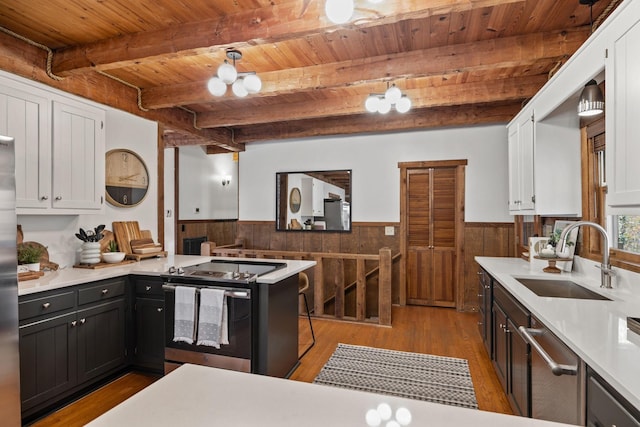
xmin=385 ymin=226 xmax=395 ymax=236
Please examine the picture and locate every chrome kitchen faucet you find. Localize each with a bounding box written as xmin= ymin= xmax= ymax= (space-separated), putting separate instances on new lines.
xmin=559 ymin=221 xmax=614 ymax=289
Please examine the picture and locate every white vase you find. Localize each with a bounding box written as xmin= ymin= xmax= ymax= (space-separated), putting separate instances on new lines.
xmin=80 ymin=242 xmax=101 ymax=264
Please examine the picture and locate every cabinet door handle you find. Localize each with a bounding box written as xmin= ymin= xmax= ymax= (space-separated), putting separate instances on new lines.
xmin=80 ymin=318 xmax=86 ymax=324
xmin=42 ymin=302 xmax=51 ymax=309
xmin=157 ymin=308 xmax=163 ymax=312
xmin=101 ymin=289 xmax=109 ymax=295
xmin=55 ymin=196 xmax=62 ymax=201
xmin=146 ymin=286 xmax=152 ymax=291
xmin=70 ymin=320 xmax=77 ymax=327
xmin=40 ymin=196 xmax=49 ymax=201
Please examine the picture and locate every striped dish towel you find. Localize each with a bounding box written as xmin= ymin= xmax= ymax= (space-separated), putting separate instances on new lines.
xmin=197 ymin=288 xmax=229 ymax=348
xmin=173 ymin=286 xmax=197 ymax=344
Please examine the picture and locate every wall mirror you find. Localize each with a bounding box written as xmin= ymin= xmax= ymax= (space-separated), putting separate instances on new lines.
xmin=276 ymin=170 xmax=352 ymax=232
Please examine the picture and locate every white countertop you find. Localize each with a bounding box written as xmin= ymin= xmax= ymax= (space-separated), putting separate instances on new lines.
xmin=87 ymin=363 xmax=574 ymax=427
xmin=18 ymin=255 xmax=316 ymax=296
xmin=475 ymin=256 xmax=640 ymax=411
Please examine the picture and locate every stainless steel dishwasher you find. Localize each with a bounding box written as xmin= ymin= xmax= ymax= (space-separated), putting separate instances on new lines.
xmin=520 ymin=315 xmax=586 ymax=425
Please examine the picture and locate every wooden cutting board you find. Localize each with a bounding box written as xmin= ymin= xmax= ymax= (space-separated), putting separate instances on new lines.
xmin=112 ymin=221 xmax=143 ymax=255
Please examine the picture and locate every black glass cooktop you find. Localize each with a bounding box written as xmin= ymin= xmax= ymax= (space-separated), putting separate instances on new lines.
xmin=165 ymin=259 xmax=287 ymax=284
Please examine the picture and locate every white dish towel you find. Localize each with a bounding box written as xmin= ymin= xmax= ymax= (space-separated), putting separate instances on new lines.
xmin=197 ymin=288 xmax=229 ymax=348
xmin=173 ymin=286 xmax=197 ymax=344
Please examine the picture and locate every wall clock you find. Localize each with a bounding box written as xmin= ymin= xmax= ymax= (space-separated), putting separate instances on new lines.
xmin=289 ymin=187 xmax=301 ymax=213
xmin=105 ymin=149 xmax=149 ymax=207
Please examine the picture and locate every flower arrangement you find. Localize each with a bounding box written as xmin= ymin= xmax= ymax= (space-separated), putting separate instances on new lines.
xmin=75 ymin=225 xmax=105 ymax=242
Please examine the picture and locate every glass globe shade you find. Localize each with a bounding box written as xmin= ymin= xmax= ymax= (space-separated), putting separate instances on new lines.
xmin=365 ymin=95 xmax=381 ymax=113
xmin=395 ymin=96 xmax=412 ymax=113
xmin=325 ymin=0 xmax=354 ymax=24
xmin=377 ymin=98 xmax=392 ymax=114
xmin=243 ymin=74 xmax=262 ymax=93
xmin=217 ymin=61 xmax=238 ymax=85
xmin=207 ymin=77 xmax=227 ymax=97
xmin=368 ymin=0 xmax=384 ymax=3
xmin=232 ymin=79 xmax=249 ymax=97
xmin=385 ymin=85 xmax=402 ymax=104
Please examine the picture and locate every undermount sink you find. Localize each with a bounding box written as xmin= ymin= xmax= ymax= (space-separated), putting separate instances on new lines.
xmin=514 ymin=278 xmax=612 ymax=301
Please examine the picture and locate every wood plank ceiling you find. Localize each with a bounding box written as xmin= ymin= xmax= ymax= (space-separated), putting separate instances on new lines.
xmin=0 ymin=0 xmax=621 ymax=152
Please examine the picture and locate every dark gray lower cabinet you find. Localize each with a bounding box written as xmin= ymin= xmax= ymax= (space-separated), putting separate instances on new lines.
xmin=492 ymin=282 xmax=530 ymax=418
xmin=19 ymin=278 xmax=128 ymax=420
xmin=19 ymin=312 xmax=77 ymax=412
xmin=587 ymin=369 xmax=640 ymax=427
xmin=131 ymin=276 xmax=165 ymax=373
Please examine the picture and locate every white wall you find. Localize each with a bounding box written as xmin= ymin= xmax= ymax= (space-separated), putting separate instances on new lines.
xmin=178 ymin=147 xmax=238 ymax=220
xmin=239 ymin=125 xmax=512 ymax=223
xmin=19 ymin=106 xmax=158 ymax=268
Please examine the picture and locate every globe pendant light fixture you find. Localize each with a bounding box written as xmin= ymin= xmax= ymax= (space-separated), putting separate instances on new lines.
xmin=365 ymin=83 xmax=412 ymax=114
xmin=207 ymin=49 xmax=262 ymax=97
xmin=325 ymin=0 xmax=386 ymax=24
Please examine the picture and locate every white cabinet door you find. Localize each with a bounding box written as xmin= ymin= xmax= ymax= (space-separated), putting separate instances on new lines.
xmin=607 ymin=18 xmax=640 ymax=210
xmin=519 ymin=114 xmax=535 ymax=211
xmin=312 ymin=179 xmax=325 ymax=216
xmin=0 ymin=85 xmax=51 ymax=209
xmin=508 ymin=110 xmax=535 ymax=213
xmin=52 ymin=101 xmax=105 ymax=211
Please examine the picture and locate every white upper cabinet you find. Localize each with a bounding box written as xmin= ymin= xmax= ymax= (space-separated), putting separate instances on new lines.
xmin=0 ymin=72 xmax=105 ymax=214
xmin=508 ymin=107 xmax=535 ymax=212
xmin=52 ymin=100 xmax=105 ymax=211
xmin=606 ymin=5 xmax=640 ymax=213
xmin=507 ymin=100 xmax=581 ymax=216
xmin=0 ymin=84 xmax=51 ymax=209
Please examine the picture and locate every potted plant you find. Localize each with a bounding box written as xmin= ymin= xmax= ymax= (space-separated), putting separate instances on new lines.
xmin=102 ymin=240 xmax=125 ymax=264
xmin=17 ymin=244 xmax=44 ymax=272
xmin=76 ymin=225 xmax=105 ymax=264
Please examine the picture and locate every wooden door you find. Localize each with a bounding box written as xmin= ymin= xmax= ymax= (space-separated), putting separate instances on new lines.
xmin=402 ymin=161 xmax=463 ymax=308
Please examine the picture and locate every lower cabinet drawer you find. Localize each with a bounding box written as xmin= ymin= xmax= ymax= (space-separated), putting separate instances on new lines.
xmin=588 ymin=375 xmax=640 ymax=427
xmin=19 ymin=291 xmax=75 ymax=321
xmin=78 ymin=279 xmax=125 ymax=305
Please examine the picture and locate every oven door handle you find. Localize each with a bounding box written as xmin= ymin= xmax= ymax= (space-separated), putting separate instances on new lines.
xmin=162 ymin=284 xmax=250 ymax=299
xmin=519 ymin=326 xmax=578 ymax=376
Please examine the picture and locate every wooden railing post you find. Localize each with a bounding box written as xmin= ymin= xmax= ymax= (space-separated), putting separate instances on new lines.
xmin=356 ymin=258 xmax=366 ymax=321
xmin=334 ymin=259 xmax=345 ymax=319
xmin=378 ymin=248 xmax=392 ymax=326
xmin=313 ymin=257 xmax=324 ymax=316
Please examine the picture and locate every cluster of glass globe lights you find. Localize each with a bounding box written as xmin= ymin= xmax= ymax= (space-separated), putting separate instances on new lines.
xmin=365 ymin=84 xmax=412 ymax=114
xmin=207 ymin=49 xmax=262 ymax=98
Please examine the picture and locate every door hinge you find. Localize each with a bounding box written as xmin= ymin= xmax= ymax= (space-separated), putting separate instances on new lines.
xmin=101 ymin=121 xmax=104 ymax=130
xmin=531 ymin=195 xmax=536 ymax=203
xmin=125 ymin=348 xmax=128 ymax=357
xmin=134 ymin=347 xmax=137 ymax=355
xmin=605 ymin=48 xmax=608 ymax=59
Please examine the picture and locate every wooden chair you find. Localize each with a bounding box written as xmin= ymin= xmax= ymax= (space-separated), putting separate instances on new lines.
xmin=298 ymin=272 xmax=316 ymax=359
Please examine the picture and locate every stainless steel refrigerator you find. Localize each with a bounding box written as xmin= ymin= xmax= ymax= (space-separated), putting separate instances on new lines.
xmin=0 ymin=135 xmax=22 ymax=425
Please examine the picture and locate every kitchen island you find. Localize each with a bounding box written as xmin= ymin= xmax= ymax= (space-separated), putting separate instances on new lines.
xmin=476 ymin=256 xmax=640 ymax=417
xmin=87 ymin=363 xmax=574 ymax=427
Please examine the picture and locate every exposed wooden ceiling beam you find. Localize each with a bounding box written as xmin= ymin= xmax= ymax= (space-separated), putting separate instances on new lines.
xmin=0 ymin=31 xmax=241 ymax=151
xmin=232 ymin=102 xmax=523 ymax=143
xmin=142 ymin=28 xmax=586 ymax=109
xmin=51 ymin=0 xmax=524 ymax=76
xmin=196 ymin=75 xmax=546 ymax=127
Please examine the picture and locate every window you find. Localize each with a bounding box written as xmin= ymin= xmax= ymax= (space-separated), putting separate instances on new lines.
xmin=583 ymin=118 xmax=640 ymax=272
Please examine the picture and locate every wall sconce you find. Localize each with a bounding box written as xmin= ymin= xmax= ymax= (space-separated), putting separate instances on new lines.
xmin=207 ymin=49 xmax=262 ymax=98
xmin=577 ymin=79 xmax=604 ymax=117
xmin=364 ymin=84 xmax=412 ymax=114
xmin=221 ymin=175 xmax=231 ymax=186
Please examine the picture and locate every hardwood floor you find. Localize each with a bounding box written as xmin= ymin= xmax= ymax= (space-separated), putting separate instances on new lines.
xmin=30 ymin=305 xmax=511 ymax=426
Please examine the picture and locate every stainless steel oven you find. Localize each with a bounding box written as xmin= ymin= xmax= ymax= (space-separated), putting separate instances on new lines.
xmin=161 ymin=259 xmax=287 ymax=375
xmin=163 ymin=283 xmax=252 ymax=374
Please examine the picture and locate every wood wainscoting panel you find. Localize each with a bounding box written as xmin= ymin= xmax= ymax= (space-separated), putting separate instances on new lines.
xmin=462 ymin=222 xmax=514 ymax=311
